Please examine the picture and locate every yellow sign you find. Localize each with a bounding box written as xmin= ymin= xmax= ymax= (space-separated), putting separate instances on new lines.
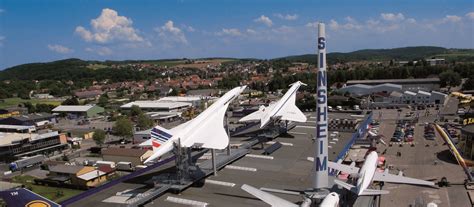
xmin=25 ymin=200 xmax=51 ymax=207
xmin=464 ymin=118 xmax=474 ymax=126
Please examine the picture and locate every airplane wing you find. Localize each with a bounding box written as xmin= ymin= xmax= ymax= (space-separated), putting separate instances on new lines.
xmin=241 ymin=184 xmax=298 ymax=207
xmin=274 ymin=90 xmax=307 ymax=123
xmin=328 ymin=161 xmax=359 ymax=174
xmin=181 ymin=102 xmax=230 ymax=149
xmin=0 ymin=188 xmax=61 ymax=207
xmin=239 ymin=106 xmax=266 ymax=122
xmin=373 ymin=170 xmax=435 ymax=186
xmin=333 ymin=180 xmax=389 ymax=196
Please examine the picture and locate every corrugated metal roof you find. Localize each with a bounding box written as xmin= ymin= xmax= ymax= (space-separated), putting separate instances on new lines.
xmin=52 ymin=105 xmax=96 ymax=112
xmin=0 ymin=125 xmax=35 ymax=130
xmin=120 ymin=101 xmax=191 ymax=109
xmin=9 ymin=113 xmax=54 ymax=121
xmin=49 ymin=165 xmax=85 ymax=174
xmin=77 ymin=170 xmax=106 ymax=181
xmin=347 ymin=78 xmax=440 ymax=85
xmin=159 ymin=96 xmax=203 ymax=102
xmin=417 ymin=90 xmax=431 ymax=96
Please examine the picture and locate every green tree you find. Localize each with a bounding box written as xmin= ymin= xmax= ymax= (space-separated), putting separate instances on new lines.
xmin=130 ymin=105 xmax=142 ymax=117
xmin=98 ymin=94 xmax=109 ymax=107
xmin=35 ymin=104 xmax=55 ymax=113
xmin=62 ymin=97 xmax=79 ymax=105
xmin=439 ymin=70 xmax=462 ymax=88
xmin=113 ymin=117 xmax=133 ymax=140
xmin=463 ymin=75 xmax=474 ymax=90
xmin=23 ymin=102 xmax=36 ymax=113
xmin=93 ymin=129 xmax=106 ymax=145
xmin=137 ymin=113 xmax=154 ymax=130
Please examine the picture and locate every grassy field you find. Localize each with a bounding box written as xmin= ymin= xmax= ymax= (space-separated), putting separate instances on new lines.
xmin=435 ymin=49 xmax=474 ymax=61
xmin=0 ymin=98 xmax=62 ymax=109
xmin=86 ymin=64 xmax=109 ymax=70
xmin=11 ymin=175 xmax=83 ymax=202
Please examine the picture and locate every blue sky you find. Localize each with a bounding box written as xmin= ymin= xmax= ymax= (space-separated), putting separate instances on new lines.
xmin=0 ymin=0 xmax=473 ymax=69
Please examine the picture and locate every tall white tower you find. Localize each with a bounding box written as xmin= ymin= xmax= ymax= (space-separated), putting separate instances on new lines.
xmin=312 ymin=22 xmax=329 ymax=189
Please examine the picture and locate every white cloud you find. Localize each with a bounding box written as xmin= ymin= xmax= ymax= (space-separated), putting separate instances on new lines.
xmin=442 ymin=15 xmax=462 ymax=23
xmin=155 ymin=20 xmax=188 ymax=45
xmin=328 ymin=19 xmax=362 ymax=31
xmin=75 ymin=8 xmax=144 ymax=44
xmin=0 ymin=9 xmax=4 ymax=14
xmin=467 ymin=12 xmax=474 ymax=20
xmin=381 ymin=13 xmax=405 ymax=21
xmin=275 ymin=13 xmax=298 ymax=20
xmin=85 ymin=47 xmax=112 ymax=56
xmin=406 ymin=18 xmax=416 ymax=24
xmin=272 ymin=25 xmax=294 ymax=34
xmin=246 ymin=29 xmax=257 ymax=35
xmin=254 ymin=15 xmax=273 ymax=27
xmin=345 ymin=16 xmax=357 ymax=23
xmin=217 ymin=28 xmax=242 ymax=36
xmin=305 ymin=22 xmax=318 ymax=28
xmin=183 ymin=25 xmax=195 ymax=32
xmin=0 ymin=36 xmax=4 ymax=46
xmin=47 ymin=44 xmax=73 ymax=54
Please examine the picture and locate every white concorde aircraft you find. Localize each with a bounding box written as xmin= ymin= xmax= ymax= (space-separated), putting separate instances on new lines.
xmin=140 ymin=86 xmax=247 ymax=163
xmin=329 ymin=151 xmax=435 ymax=196
xmin=239 ymin=81 xmax=307 ymax=128
xmin=241 ymin=184 xmax=339 ymax=207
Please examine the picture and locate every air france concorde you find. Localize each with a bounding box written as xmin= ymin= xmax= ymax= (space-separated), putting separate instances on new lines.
xmin=140 ymin=86 xmax=247 ymax=163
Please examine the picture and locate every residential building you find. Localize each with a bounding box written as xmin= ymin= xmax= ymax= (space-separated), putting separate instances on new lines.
xmin=425 ymin=58 xmax=445 ymax=66
xmin=101 ymin=147 xmax=153 ymax=166
xmin=48 ymin=165 xmax=107 ymax=188
xmin=74 ymin=90 xmax=103 ymax=99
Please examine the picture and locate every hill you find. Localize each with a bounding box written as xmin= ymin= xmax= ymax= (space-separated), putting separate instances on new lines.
xmin=278 ymin=46 xmax=460 ymax=64
xmin=2 ymin=46 xmax=473 ymax=81
xmin=0 ymin=58 xmax=92 ymax=81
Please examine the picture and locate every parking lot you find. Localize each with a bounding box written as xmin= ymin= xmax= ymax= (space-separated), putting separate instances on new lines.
xmin=370 ymin=106 xmax=471 ymax=207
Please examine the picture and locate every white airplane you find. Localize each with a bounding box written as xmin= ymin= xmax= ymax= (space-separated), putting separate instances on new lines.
xmin=241 ymin=184 xmax=339 ymax=207
xmin=328 ymin=151 xmax=435 ymax=196
xmin=140 ymin=86 xmax=247 ymax=163
xmin=240 ymin=81 xmax=307 ymax=128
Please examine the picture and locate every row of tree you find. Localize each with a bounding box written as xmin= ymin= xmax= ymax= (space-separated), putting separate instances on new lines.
xmin=92 ymin=105 xmax=154 ymax=145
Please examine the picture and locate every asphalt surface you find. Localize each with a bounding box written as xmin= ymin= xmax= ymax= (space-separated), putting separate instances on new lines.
xmin=372 ymin=107 xmax=471 ymax=207
xmin=30 ymin=107 xmax=472 ymax=207
xmin=67 ymin=113 xmax=354 ymax=207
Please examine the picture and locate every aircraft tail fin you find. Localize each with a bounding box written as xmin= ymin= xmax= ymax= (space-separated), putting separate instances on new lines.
xmin=142 ymin=125 xmax=175 ymax=163
xmin=241 ymin=184 xmax=298 ymax=207
xmin=275 ymin=87 xmax=307 ymax=123
xmin=149 ymin=125 xmax=174 ymax=149
xmin=0 ymin=188 xmax=60 ymax=207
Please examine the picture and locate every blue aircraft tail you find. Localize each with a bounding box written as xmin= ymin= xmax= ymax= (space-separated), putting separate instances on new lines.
xmin=0 ymin=188 xmax=60 ymax=207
